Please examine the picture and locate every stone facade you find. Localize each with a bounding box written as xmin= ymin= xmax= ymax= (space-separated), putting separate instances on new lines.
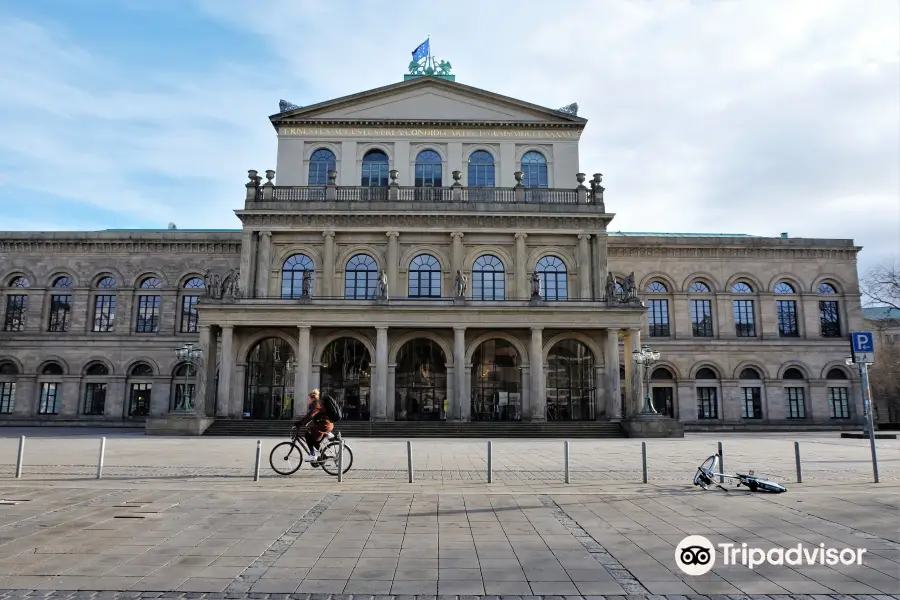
xmin=0 ymin=76 xmax=867 ymax=431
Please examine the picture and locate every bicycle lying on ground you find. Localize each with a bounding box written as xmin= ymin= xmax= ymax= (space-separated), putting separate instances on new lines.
xmin=693 ymin=454 xmax=787 ymax=493
xmin=269 ymin=428 xmax=354 ymax=477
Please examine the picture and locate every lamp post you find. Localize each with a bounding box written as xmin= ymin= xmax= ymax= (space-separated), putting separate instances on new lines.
xmin=175 ymin=343 xmax=203 ymax=413
xmin=632 ymin=345 xmax=661 ymax=415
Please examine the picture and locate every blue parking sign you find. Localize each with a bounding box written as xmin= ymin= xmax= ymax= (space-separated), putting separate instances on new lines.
xmin=851 ymin=331 xmax=875 ymax=364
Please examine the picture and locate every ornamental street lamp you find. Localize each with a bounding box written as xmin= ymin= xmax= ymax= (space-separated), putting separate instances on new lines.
xmin=632 ymin=344 xmax=661 ymax=415
xmin=175 ymin=343 xmax=203 ymax=412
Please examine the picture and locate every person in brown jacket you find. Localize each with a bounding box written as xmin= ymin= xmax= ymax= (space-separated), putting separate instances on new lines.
xmin=295 ymin=389 xmax=333 ymax=461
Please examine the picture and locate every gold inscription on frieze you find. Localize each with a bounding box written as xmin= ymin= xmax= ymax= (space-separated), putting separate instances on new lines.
xmin=280 ymin=126 xmax=579 ymax=139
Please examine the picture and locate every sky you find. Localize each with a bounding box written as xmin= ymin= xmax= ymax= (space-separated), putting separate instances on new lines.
xmin=0 ymin=0 xmax=898 ymax=276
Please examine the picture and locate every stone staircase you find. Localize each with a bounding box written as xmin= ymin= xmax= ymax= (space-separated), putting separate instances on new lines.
xmin=203 ymin=419 xmax=627 ymax=438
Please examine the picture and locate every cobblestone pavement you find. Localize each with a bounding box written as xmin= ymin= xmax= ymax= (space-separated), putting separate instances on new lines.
xmin=0 ymin=432 xmax=897 ymax=596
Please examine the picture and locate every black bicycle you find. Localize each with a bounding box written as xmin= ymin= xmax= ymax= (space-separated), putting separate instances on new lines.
xmin=269 ymin=428 xmax=354 ymax=477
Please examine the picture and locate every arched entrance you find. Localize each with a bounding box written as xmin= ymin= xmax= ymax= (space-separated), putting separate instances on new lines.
xmin=245 ymin=337 xmax=295 ymax=419
xmin=650 ymin=366 xmax=676 ymax=417
xmin=320 ymin=337 xmax=371 ymax=420
xmin=395 ymin=339 xmax=447 ymax=421
xmin=471 ymin=339 xmax=521 ymax=421
xmin=546 ymin=339 xmax=595 ymax=420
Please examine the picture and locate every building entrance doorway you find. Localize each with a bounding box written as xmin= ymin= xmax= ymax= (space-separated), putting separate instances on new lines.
xmin=546 ymin=339 xmax=595 ymax=420
xmin=395 ymin=338 xmax=447 ymax=421
xmin=471 ymin=339 xmax=521 ymax=421
xmin=320 ymin=337 xmax=371 ymax=420
xmin=245 ymin=337 xmax=295 ymax=419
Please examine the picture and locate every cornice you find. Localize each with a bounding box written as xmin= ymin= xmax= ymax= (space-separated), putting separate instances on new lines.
xmin=277 ymin=119 xmax=584 ymax=130
xmin=238 ymin=212 xmax=611 ymax=231
xmin=0 ymin=240 xmax=242 ymax=255
xmin=609 ymin=246 xmax=858 ymax=260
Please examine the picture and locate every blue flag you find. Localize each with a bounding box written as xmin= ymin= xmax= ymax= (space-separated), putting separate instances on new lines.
xmin=412 ymin=39 xmax=429 ymax=62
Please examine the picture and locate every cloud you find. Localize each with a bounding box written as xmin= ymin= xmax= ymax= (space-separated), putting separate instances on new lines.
xmin=0 ymin=0 xmax=897 ymax=277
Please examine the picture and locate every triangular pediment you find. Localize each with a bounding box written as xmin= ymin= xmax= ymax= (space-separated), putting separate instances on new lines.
xmin=271 ymin=78 xmax=585 ymax=126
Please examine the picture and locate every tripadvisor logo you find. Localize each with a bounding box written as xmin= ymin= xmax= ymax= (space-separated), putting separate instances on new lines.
xmin=675 ymin=535 xmax=866 ymax=575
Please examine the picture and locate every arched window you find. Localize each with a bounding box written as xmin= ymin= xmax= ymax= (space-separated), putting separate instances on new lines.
xmin=471 ymin=339 xmax=521 ymax=421
xmin=818 ymin=282 xmax=841 ymax=338
xmin=688 ymin=281 xmax=714 ymax=337
xmin=818 ymin=282 xmax=837 ymax=294
xmin=731 ymin=282 xmax=756 ymax=337
xmin=521 ymin=151 xmax=548 ymax=188
xmin=320 ymin=337 xmax=371 ymax=420
xmin=245 ymin=337 xmax=295 ymax=420
xmin=4 ymin=277 xmax=29 ymax=333
xmin=775 ymin=282 xmax=795 ymax=294
xmin=0 ymin=361 xmax=17 ymax=414
xmin=739 ymin=367 xmax=761 ymax=379
xmin=649 ymin=367 xmax=676 ymax=417
xmin=50 ymin=276 xmax=74 ymax=333
xmin=646 ymin=281 xmax=670 ymax=337
xmin=783 ymin=367 xmax=806 ymax=419
xmin=827 ymin=367 xmax=849 ymax=419
xmin=42 ymin=363 xmax=63 ymax=375
xmin=308 ymin=148 xmax=336 ymax=186
xmin=85 ymin=363 xmax=109 ymax=376
xmin=127 ymin=363 xmax=154 ymax=417
xmin=38 ymin=363 xmax=63 ymax=415
xmin=361 ymin=150 xmax=389 ymax=187
xmin=696 ymin=367 xmax=718 ymax=379
xmin=139 ymin=277 xmax=162 ymax=289
xmin=179 ymin=277 xmax=204 ymax=333
xmin=739 ymin=366 xmax=762 ymax=419
xmin=468 ymin=150 xmax=495 ymax=187
xmin=414 ymin=150 xmax=442 ymax=187
xmin=783 ymin=367 xmax=805 ymax=380
xmin=395 ymin=339 xmax=447 ymax=421
xmin=93 ymin=277 xmax=117 ymax=333
xmin=171 ymin=362 xmax=198 ymax=412
xmin=536 ymin=256 xmax=567 ymax=300
xmin=409 ymin=254 xmax=441 ymax=298
xmin=344 ymin=254 xmax=378 ymax=299
xmin=83 ymin=363 xmax=109 ymax=415
xmin=282 ymin=254 xmax=315 ymax=299
xmin=472 ymin=255 xmax=505 ymax=301
xmin=546 ymin=339 xmax=594 ymax=420
xmin=689 ymin=281 xmax=711 ymax=293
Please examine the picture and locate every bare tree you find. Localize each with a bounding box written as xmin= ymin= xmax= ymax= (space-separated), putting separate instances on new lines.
xmin=870 ymin=337 xmax=900 ymax=424
xmin=860 ymin=258 xmax=900 ymax=312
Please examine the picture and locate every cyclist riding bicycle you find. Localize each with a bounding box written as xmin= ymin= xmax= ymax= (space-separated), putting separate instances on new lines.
xmin=295 ymin=389 xmax=333 ymax=462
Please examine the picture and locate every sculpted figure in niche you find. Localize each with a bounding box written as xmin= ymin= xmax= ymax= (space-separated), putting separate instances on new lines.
xmin=455 ymin=270 xmax=468 ymax=298
xmin=624 ymin=271 xmax=637 ymax=300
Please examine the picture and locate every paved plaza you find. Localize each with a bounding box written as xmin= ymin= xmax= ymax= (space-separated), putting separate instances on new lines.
xmin=0 ymin=430 xmax=898 ymax=598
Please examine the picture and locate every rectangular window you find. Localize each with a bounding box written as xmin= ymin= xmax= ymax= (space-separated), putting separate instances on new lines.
xmin=733 ymin=300 xmax=756 ymax=337
xmin=829 ymin=387 xmax=849 ymax=419
xmin=92 ymin=295 xmax=116 ymax=332
xmin=136 ymin=295 xmax=161 ymax=333
xmin=172 ymin=383 xmax=196 ymax=411
xmin=83 ymin=383 xmax=107 ymax=416
xmin=39 ymin=382 xmax=59 ymax=415
xmin=3 ymin=295 xmax=27 ymax=332
xmin=776 ymin=300 xmax=799 ymax=337
xmin=786 ymin=387 xmax=806 ymax=419
xmin=690 ymin=299 xmax=714 ymax=337
xmin=180 ymin=295 xmax=199 ymax=333
xmin=129 ymin=383 xmax=152 ymax=417
xmin=820 ymin=300 xmax=841 ymax=338
xmin=648 ymin=299 xmax=670 ymax=337
xmin=697 ymin=387 xmax=718 ymax=419
xmin=740 ymin=387 xmax=762 ymax=419
xmin=48 ymin=294 xmax=72 ymax=332
xmin=0 ymin=382 xmax=15 ymax=414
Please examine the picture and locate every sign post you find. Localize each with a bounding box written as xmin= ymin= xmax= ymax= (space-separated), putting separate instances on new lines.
xmin=851 ymin=332 xmax=879 ymax=483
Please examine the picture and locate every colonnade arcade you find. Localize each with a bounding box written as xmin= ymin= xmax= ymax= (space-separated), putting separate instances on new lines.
xmin=200 ymin=326 xmax=636 ymax=422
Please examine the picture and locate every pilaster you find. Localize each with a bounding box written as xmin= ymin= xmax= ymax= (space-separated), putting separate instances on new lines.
xmin=624 ymin=328 xmax=642 ymax=416
xmin=295 ymin=326 xmax=311 ymax=419
xmin=716 ymin=293 xmax=735 ymax=339
xmin=374 ymin=327 xmax=388 ymax=421
xmin=759 ymin=293 xmax=780 ymax=340
xmin=70 ymin=289 xmax=90 ymax=333
xmin=677 ymin=382 xmax=696 ymax=421
xmin=239 ymin=230 xmax=257 ymax=298
xmin=592 ymin=234 xmax=608 ymax=300
xmin=605 ymin=328 xmax=621 ymax=419
xmin=593 ymin=365 xmax=605 ymax=419
xmin=25 ymin=290 xmax=47 ymax=332
xmin=59 ymin=375 xmax=79 ymax=417
xmin=673 ymin=293 xmax=693 ymax=340
xmin=322 ymin=231 xmax=335 ymax=297
xmin=150 ymin=376 xmax=170 ymax=415
xmin=515 ymin=232 xmax=528 ymax=300
xmin=721 ymin=380 xmax=741 ymax=421
xmin=217 ymin=325 xmax=234 ymax=416
xmin=450 ymin=232 xmax=465 ymax=278
xmin=453 ymin=327 xmax=466 ymax=421
xmin=386 ymin=231 xmax=400 ymax=295
xmin=106 ymin=376 xmax=126 ymax=419
xmin=578 ymin=234 xmax=592 ymax=300
xmin=255 ymin=231 xmax=272 ymax=298
xmin=386 ymin=363 xmax=397 ymax=421
xmin=530 ymin=327 xmax=545 ymax=421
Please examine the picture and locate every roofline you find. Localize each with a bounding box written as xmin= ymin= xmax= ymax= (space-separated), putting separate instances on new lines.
xmin=269 ymin=77 xmax=588 ymax=129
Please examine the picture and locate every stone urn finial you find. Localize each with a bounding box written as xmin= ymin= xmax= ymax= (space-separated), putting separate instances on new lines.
xmin=576 ymin=173 xmax=586 ymax=188
xmin=592 ymin=173 xmax=603 ymax=186
xmin=327 ymin=169 xmax=337 ymax=185
xmin=514 ymin=171 xmax=524 ymax=185
xmin=265 ymin=170 xmax=275 ymax=183
xmin=247 ymin=169 xmax=258 ymax=183
xmin=389 ymin=169 xmax=399 ymax=183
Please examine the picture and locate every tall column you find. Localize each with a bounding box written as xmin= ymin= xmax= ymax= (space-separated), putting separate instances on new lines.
xmin=454 ymin=327 xmax=466 ymax=421
xmin=197 ymin=325 xmax=217 ymax=415
xmin=322 ymin=230 xmax=335 ymax=297
xmin=374 ymin=327 xmax=388 ymax=421
xmin=624 ymin=328 xmax=643 ymax=416
xmin=294 ymin=326 xmax=311 ymax=418
xmin=578 ymin=234 xmax=592 ymax=300
xmin=515 ymin=232 xmax=528 ymax=300
xmin=255 ymin=231 xmax=272 ymax=298
xmin=217 ymin=325 xmax=234 ymax=417
xmin=605 ymin=328 xmax=621 ymax=419
xmin=450 ymin=232 xmax=465 ymax=278
xmin=239 ymin=230 xmax=257 ymax=298
xmin=530 ymin=327 xmax=546 ymax=421
xmin=386 ymin=231 xmax=400 ymax=295
xmin=592 ymin=233 xmax=609 ymax=300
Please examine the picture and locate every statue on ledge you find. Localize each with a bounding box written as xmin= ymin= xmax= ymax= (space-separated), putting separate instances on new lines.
xmin=301 ymin=271 xmax=311 ymax=297
xmin=455 ymin=270 xmax=468 ymax=298
xmin=531 ymin=271 xmax=542 ymax=298
xmin=624 ymin=271 xmax=637 ymax=301
xmin=605 ymin=272 xmax=617 ymax=302
xmin=377 ymin=269 xmax=389 ymax=300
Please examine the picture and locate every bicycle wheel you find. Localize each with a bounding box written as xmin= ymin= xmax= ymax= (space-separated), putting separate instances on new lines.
xmin=269 ymin=441 xmax=304 ymax=475
xmin=319 ymin=441 xmax=353 ymax=476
